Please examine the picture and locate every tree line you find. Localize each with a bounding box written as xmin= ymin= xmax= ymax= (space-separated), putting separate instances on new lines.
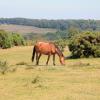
xmin=0 ymin=18 xmax=100 ymax=31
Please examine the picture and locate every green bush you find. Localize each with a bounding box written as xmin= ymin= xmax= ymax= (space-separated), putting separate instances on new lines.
xmin=68 ymin=32 xmax=100 ymax=58
xmin=12 ymin=33 xmax=25 ymax=46
xmin=0 ymin=30 xmax=12 ymax=49
xmin=0 ymin=30 xmax=25 ymax=49
xmin=54 ymin=39 xmax=67 ymax=51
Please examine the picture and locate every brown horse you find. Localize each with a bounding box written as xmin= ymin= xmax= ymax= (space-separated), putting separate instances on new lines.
xmin=31 ymin=41 xmax=65 ymax=65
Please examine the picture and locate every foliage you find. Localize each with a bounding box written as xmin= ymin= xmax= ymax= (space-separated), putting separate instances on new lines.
xmin=12 ymin=33 xmax=25 ymax=46
xmin=44 ymin=32 xmax=58 ymax=40
xmin=68 ymin=32 xmax=100 ymax=58
xmin=54 ymin=39 xmax=67 ymax=51
xmin=67 ymin=27 xmax=79 ymax=38
xmin=44 ymin=30 xmax=69 ymax=41
xmin=0 ymin=18 xmax=99 ymax=31
xmin=0 ymin=30 xmax=12 ymax=49
xmin=44 ymin=27 xmax=79 ymax=42
xmin=0 ymin=30 xmax=25 ymax=49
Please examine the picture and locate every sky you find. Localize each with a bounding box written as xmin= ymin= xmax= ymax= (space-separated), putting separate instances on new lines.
xmin=0 ymin=0 xmax=100 ymax=19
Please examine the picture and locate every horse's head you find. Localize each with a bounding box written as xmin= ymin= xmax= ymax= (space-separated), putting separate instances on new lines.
xmin=60 ymin=55 xmax=65 ymax=65
xmin=55 ymin=45 xmax=65 ymax=65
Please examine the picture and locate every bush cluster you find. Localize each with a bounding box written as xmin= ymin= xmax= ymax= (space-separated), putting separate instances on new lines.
xmin=0 ymin=30 xmax=25 ymax=49
xmin=68 ymin=32 xmax=100 ymax=58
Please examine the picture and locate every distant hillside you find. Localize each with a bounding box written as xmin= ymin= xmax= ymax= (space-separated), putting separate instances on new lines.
xmin=0 ymin=18 xmax=100 ymax=31
xmin=0 ymin=24 xmax=57 ymax=34
xmin=0 ymin=18 xmax=100 ymax=41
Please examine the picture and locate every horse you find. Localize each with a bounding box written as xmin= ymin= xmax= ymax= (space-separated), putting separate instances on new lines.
xmin=31 ymin=41 xmax=65 ymax=65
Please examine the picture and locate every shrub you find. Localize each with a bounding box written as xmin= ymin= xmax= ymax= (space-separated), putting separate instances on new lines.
xmin=0 ymin=30 xmax=25 ymax=49
xmin=0 ymin=30 xmax=12 ymax=49
xmin=12 ymin=33 xmax=25 ymax=46
xmin=68 ymin=32 xmax=100 ymax=58
xmin=54 ymin=39 xmax=67 ymax=51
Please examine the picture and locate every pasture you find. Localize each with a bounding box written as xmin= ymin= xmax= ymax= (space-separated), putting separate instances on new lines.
xmin=0 ymin=46 xmax=100 ymax=100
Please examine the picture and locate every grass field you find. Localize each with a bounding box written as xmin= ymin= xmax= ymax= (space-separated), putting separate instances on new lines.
xmin=0 ymin=24 xmax=57 ymax=34
xmin=0 ymin=46 xmax=100 ymax=100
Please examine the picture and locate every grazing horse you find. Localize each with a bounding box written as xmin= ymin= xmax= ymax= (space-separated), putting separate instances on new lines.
xmin=31 ymin=41 xmax=65 ymax=65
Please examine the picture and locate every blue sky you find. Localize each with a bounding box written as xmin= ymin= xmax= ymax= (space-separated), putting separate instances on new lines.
xmin=0 ymin=0 xmax=100 ymax=19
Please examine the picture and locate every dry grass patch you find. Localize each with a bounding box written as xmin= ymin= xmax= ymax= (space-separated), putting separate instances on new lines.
xmin=0 ymin=24 xmax=57 ymax=34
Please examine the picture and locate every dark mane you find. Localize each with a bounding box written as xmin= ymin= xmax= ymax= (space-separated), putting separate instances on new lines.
xmin=54 ymin=44 xmax=64 ymax=57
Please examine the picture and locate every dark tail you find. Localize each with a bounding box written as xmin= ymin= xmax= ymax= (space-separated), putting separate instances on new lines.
xmin=32 ymin=46 xmax=36 ymax=62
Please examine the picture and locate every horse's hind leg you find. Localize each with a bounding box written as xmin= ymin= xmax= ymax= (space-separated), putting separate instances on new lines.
xmin=37 ymin=53 xmax=41 ymax=65
xmin=46 ymin=55 xmax=50 ymax=65
xmin=36 ymin=53 xmax=39 ymax=65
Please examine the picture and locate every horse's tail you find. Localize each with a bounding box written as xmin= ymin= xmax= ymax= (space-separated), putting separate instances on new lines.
xmin=32 ymin=46 xmax=36 ymax=62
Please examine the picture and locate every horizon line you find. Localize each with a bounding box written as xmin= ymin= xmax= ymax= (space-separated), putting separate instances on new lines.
xmin=0 ymin=17 xmax=100 ymax=20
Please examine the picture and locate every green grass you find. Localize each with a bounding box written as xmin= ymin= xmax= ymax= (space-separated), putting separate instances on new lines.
xmin=0 ymin=46 xmax=100 ymax=100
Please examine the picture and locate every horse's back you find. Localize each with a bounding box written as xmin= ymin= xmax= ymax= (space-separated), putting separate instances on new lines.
xmin=35 ymin=41 xmax=56 ymax=54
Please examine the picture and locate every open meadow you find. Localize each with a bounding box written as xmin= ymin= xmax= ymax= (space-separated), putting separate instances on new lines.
xmin=0 ymin=46 xmax=100 ymax=100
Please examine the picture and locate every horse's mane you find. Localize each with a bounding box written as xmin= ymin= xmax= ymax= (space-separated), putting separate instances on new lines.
xmin=53 ymin=43 xmax=64 ymax=57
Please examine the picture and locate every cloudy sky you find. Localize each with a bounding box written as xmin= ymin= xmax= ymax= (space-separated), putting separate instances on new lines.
xmin=0 ymin=0 xmax=100 ymax=19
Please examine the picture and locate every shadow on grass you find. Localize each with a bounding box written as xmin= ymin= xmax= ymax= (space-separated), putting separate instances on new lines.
xmin=25 ymin=63 xmax=64 ymax=70
xmin=65 ymin=56 xmax=80 ymax=60
xmin=70 ymin=62 xmax=90 ymax=67
xmin=16 ymin=61 xmax=28 ymax=66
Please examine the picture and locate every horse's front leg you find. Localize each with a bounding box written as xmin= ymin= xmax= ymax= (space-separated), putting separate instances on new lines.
xmin=46 ymin=55 xmax=50 ymax=65
xmin=53 ymin=54 xmax=55 ymax=66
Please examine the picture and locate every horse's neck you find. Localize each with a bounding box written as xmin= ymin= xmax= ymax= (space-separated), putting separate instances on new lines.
xmin=56 ymin=48 xmax=62 ymax=57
